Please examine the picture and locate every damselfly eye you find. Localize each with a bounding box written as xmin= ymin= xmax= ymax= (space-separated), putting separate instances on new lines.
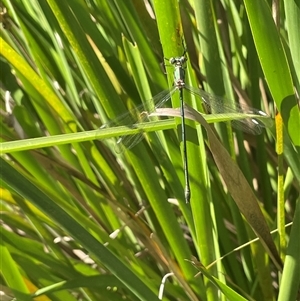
xmin=179 ymin=56 xmax=187 ymax=64
xmin=169 ymin=57 xmax=175 ymax=64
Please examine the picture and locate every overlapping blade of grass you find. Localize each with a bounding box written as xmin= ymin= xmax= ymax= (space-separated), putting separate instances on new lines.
xmin=1 ymin=158 xmax=159 ymax=301
xmin=244 ymin=0 xmax=300 ymax=147
xmin=1 ymin=0 xmax=299 ymax=300
xmin=2 ymin=1 xmax=198 ymax=300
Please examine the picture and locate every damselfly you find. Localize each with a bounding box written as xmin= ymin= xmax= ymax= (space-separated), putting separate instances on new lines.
xmin=102 ymin=54 xmax=272 ymax=202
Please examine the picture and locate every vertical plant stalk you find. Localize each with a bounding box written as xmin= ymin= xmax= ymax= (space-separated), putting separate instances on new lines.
xmin=275 ymin=113 xmax=285 ymax=260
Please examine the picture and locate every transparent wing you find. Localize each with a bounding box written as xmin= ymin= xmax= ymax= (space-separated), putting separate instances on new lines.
xmin=101 ymin=86 xmax=178 ymax=153
xmin=184 ymin=85 xmax=273 ymax=134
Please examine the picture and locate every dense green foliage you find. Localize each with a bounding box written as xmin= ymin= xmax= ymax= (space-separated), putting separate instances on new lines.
xmin=1 ymin=0 xmax=299 ymax=300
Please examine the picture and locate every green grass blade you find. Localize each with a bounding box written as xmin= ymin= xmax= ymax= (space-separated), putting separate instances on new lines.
xmin=244 ymin=0 xmax=300 ymax=146
xmin=0 ymin=158 xmax=160 ymax=301
xmin=278 ymin=196 xmax=300 ymax=301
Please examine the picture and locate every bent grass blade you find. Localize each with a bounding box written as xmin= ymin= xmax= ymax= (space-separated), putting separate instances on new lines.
xmin=101 ymin=86 xmax=273 ymax=153
xmin=184 ymin=85 xmax=273 ymax=134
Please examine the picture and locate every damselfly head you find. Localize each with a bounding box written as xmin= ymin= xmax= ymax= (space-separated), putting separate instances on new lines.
xmin=169 ymin=56 xmax=187 ymax=66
